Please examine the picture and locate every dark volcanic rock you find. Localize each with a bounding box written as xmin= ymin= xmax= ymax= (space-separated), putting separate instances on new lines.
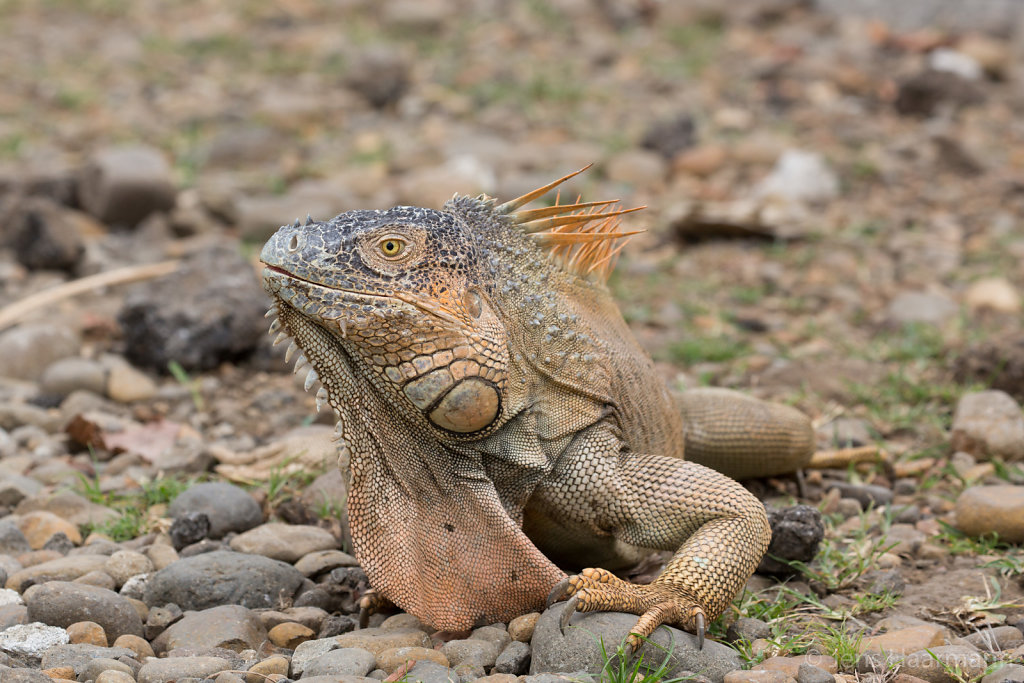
xmin=757 ymin=505 xmax=824 ymax=577
xmin=894 ymin=69 xmax=984 ymax=117
xmin=118 ymin=246 xmax=268 ymax=372
xmin=142 ymin=550 xmax=305 ymax=611
xmin=169 ymin=511 xmax=211 ymax=551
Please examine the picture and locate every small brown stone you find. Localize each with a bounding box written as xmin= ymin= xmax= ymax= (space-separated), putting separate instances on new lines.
xmin=247 ymin=655 xmax=290 ymax=683
xmin=114 ymin=633 xmax=155 ymax=659
xmin=67 ymin=620 xmax=107 ymax=647
xmin=267 ymin=621 xmax=314 ymax=649
xmin=42 ymin=667 xmax=75 ymax=680
xmin=507 ymin=612 xmax=540 ymax=642
xmin=18 ymin=510 xmax=82 ymax=549
xmin=955 ymin=485 xmax=1024 ymax=543
xmin=859 ymin=624 xmax=946 ymax=655
xmin=377 ymin=646 xmax=449 ymax=673
xmin=756 ymin=654 xmax=838 ymax=676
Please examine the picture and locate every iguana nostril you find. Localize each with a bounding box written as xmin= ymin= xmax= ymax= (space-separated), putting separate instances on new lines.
xmin=288 ymin=234 xmax=301 ymax=252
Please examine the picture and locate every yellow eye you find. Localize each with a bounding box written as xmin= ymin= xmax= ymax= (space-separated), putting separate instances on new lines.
xmin=379 ymin=237 xmax=406 ymax=258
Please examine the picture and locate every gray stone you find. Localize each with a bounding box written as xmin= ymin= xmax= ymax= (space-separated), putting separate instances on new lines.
xmin=400 ymin=660 xmax=457 ymax=683
xmin=813 ymin=0 xmax=1021 ymax=34
xmin=14 ymin=490 xmax=118 ymax=527
xmin=727 ymin=617 xmax=771 ymax=642
xmin=166 ymin=483 xmax=263 ymax=539
xmin=825 ymin=483 xmax=894 ymax=509
xmin=118 ymin=246 xmax=268 ymax=373
xmin=899 ymin=645 xmax=987 ymax=683
xmin=951 ymin=390 xmax=1024 ymax=461
xmin=151 ymin=604 xmax=267 ymax=654
xmin=0 ymin=668 xmax=52 ymax=682
xmin=0 ymin=622 xmax=69 ymax=658
xmin=0 ymin=521 xmax=32 ymax=555
xmin=104 ymin=550 xmax=153 ymax=589
xmin=0 ymin=323 xmax=80 ymax=382
xmin=23 ymin=581 xmax=144 ymax=641
xmin=983 ymin=662 xmax=1024 ymax=683
xmin=797 ymin=662 xmax=836 ymax=683
xmin=343 ymin=46 xmax=410 ymax=108
xmin=294 ymin=549 xmax=360 ymax=577
xmin=440 ymin=638 xmax=499 ymax=669
xmin=6 ymin=555 xmax=109 ymax=592
xmin=143 ymin=550 xmax=303 ymax=611
xmin=291 ymin=636 xmax=341 ymax=677
xmin=962 ymin=625 xmax=1024 ymax=652
xmin=494 ymin=639 xmax=531 ymax=675
xmin=136 ymin=655 xmax=232 ymax=683
xmin=641 ymin=114 xmax=696 ymax=160
xmin=169 ymin=511 xmax=211 ymax=550
xmin=77 ymin=145 xmax=176 ymax=227
xmin=0 ymin=476 xmax=43 ymax=508
xmin=886 ymin=291 xmax=958 ymax=326
xmin=229 ymin=522 xmax=338 ymax=562
xmin=303 ymin=647 xmax=377 ymax=678
xmin=757 ymin=505 xmax=824 ymax=577
xmin=82 ymin=656 xmax=135 ymax=681
xmin=531 ymin=606 xmax=741 ymax=683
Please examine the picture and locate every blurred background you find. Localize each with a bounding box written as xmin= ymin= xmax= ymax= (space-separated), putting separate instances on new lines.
xmin=1 ymin=0 xmax=1024 ymax=484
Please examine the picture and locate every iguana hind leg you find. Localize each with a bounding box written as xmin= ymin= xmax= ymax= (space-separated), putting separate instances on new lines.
xmin=534 ymin=429 xmax=771 ymax=648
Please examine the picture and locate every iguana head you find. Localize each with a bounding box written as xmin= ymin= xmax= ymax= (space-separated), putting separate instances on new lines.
xmin=261 ymin=167 xmax=641 ymax=440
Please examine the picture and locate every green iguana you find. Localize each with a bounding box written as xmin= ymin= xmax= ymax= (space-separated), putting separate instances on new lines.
xmin=260 ymin=167 xmax=814 ymax=647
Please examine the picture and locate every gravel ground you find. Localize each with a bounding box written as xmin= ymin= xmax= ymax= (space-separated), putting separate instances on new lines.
xmin=2 ymin=1 xmax=1024 ymax=682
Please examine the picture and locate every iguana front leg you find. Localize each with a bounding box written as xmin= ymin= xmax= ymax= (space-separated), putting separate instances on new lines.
xmin=538 ymin=427 xmax=771 ymax=648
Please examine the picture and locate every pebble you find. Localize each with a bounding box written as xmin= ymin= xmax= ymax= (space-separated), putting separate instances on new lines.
xmin=135 ymin=655 xmax=232 ymax=683
xmin=229 ymin=522 xmax=338 ymax=562
xmin=334 ymin=627 xmax=432 ymax=657
xmin=605 ymin=149 xmax=667 ymax=188
xmin=104 ymin=360 xmax=158 ymax=403
xmin=112 ymin=633 xmax=154 ymax=659
xmin=377 ymin=645 xmax=449 ymax=673
xmin=77 ymin=145 xmax=177 ymax=227
xmin=143 ymin=550 xmax=304 ymax=611
xmin=0 ymin=324 xmax=81 ymax=382
xmin=508 ymin=612 xmax=540 ymax=642
xmin=825 ymin=483 xmax=893 ymax=509
xmin=294 ymin=549 xmax=360 ymax=577
xmin=151 ymin=604 xmax=267 ymax=654
xmin=962 ymin=625 xmax=1024 ymax=652
xmin=859 ymin=624 xmax=946 ymax=655
xmin=885 ymin=291 xmax=959 ymax=327
xmin=96 ymin=671 xmax=135 ymax=683
xmin=16 ymin=490 xmax=118 ymax=528
xmin=728 ymin=617 xmax=771 ymax=642
xmin=983 ymin=663 xmax=1024 ymax=683
xmin=23 ymin=581 xmax=144 ymax=641
xmin=755 ymin=655 xmax=838 ymax=677
xmin=0 ymin=521 xmax=32 ymax=555
xmin=65 ymin=620 xmax=107 ymax=646
xmin=103 ymin=550 xmax=153 ymax=588
xmin=640 ymin=114 xmax=696 ymax=159
xmin=292 ymin=637 xmax=343 ymax=677
xmin=440 ymin=638 xmax=499 ymax=669
xmin=303 ymin=647 xmax=377 ymax=678
xmin=166 ymin=483 xmax=263 ymax=539
xmin=965 ymin=277 xmax=1021 ymax=314
xmin=755 ymin=149 xmax=839 ymax=204
xmin=725 ymin=671 xmax=792 ymax=683
xmin=39 ymin=358 xmax=107 ymax=398
xmin=6 ymin=555 xmax=108 ymax=592
xmin=267 ymin=620 xmax=314 ymax=648
xmin=955 ymin=485 xmax=1024 ymax=542
xmin=143 ymin=543 xmax=178 ymax=571
xmin=797 ymin=663 xmax=835 ymax=683
xmin=344 ymin=46 xmax=410 ymax=108
xmin=899 ymin=645 xmax=987 ymax=683
xmin=951 ymin=390 xmax=1024 ymax=461
xmin=494 ymin=640 xmax=531 ymax=675
xmin=0 ymin=622 xmax=69 ymax=658
xmin=81 ymin=657 xmax=133 ymax=681
xmin=258 ymin=606 xmax=328 ymax=631
xmin=246 ymin=654 xmax=289 ymax=683
xmin=0 ymin=476 xmax=43 ymax=509
xmin=758 ymin=505 xmax=824 ymax=576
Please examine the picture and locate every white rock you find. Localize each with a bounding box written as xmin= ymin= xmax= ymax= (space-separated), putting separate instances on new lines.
xmin=755 ymin=149 xmax=839 ymax=204
xmin=929 ymin=48 xmax=983 ymax=80
xmin=0 ymin=588 xmax=23 ymax=606
xmin=0 ymin=622 xmax=69 ymax=656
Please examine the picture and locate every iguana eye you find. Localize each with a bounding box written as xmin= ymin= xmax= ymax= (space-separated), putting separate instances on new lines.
xmin=379 ymin=237 xmax=406 ymax=259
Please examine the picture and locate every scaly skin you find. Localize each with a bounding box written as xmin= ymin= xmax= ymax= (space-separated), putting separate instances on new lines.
xmin=260 ymin=176 xmax=813 ymax=646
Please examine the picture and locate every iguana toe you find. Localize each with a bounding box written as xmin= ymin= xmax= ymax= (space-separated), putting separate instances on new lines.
xmin=558 ymin=567 xmax=709 ymax=650
xmin=357 ymin=589 xmax=393 ymax=628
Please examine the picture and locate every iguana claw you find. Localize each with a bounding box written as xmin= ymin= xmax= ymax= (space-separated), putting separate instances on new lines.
xmin=559 ymin=595 xmax=579 ymax=634
xmin=546 ymin=577 xmax=570 ymax=608
xmin=695 ymin=612 xmax=705 ymax=650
